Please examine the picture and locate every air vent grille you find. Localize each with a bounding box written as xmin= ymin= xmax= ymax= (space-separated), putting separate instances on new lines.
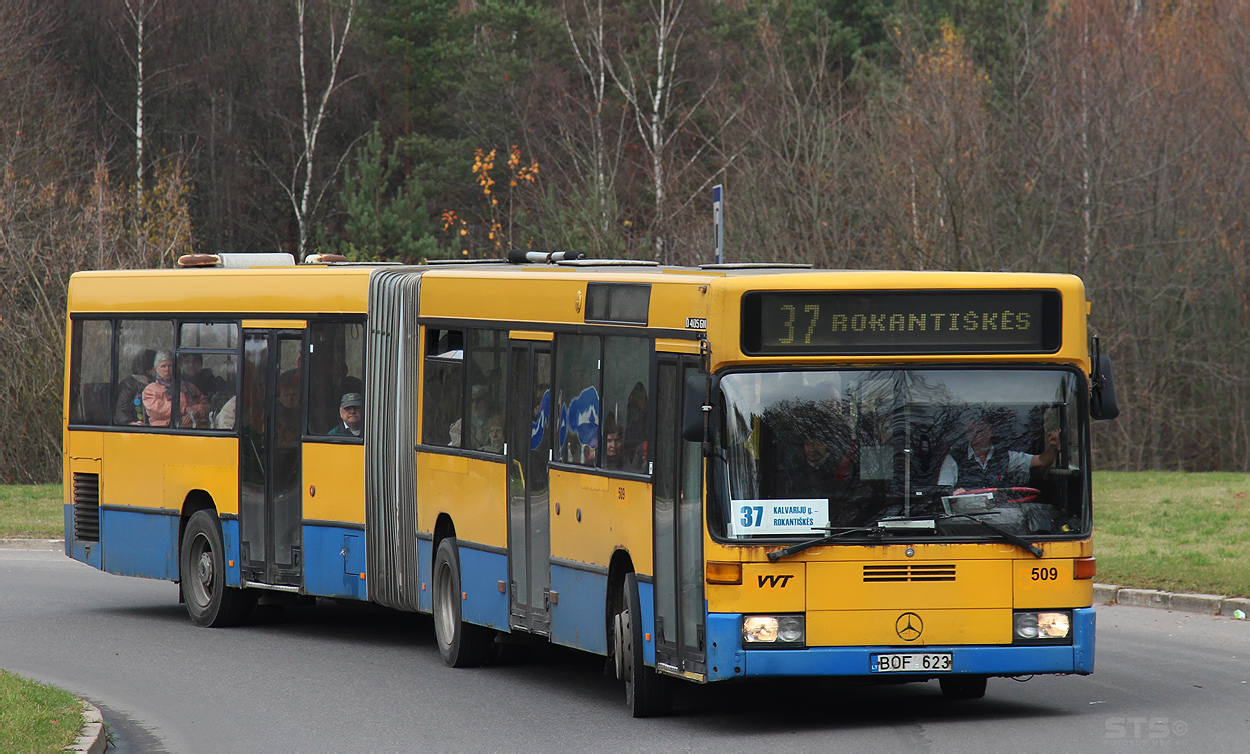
xmin=863 ymin=563 xmax=955 ymax=582
xmin=73 ymin=473 xmax=100 ymax=542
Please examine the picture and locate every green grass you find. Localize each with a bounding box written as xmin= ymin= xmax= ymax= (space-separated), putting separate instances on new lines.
xmin=0 ymin=670 xmax=85 ymax=753
xmin=0 ymin=485 xmax=63 ymax=539
xmin=1094 ymin=471 xmax=1250 ymax=598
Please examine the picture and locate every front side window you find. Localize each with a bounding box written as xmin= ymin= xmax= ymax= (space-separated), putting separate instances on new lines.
xmin=178 ymin=322 xmax=240 ymax=431
xmin=713 ymin=368 xmax=1089 ymax=542
xmin=601 ymin=336 xmax=649 ymax=473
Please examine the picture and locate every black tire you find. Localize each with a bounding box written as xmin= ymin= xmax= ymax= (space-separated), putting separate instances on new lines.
xmin=432 ymin=538 xmax=495 ymax=668
xmin=614 ymin=573 xmax=672 ymax=717
xmin=939 ymin=674 xmax=988 ymax=699
xmin=180 ymin=510 xmax=253 ymax=627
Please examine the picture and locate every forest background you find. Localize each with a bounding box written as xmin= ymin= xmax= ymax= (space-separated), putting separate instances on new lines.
xmin=1 ymin=0 xmax=1247 ymax=483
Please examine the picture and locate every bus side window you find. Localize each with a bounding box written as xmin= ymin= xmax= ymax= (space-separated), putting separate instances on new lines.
xmin=177 ymin=322 xmax=239 ymax=432
xmin=70 ymin=319 xmax=113 ymax=426
xmin=423 ymin=328 xmax=463 ymax=446
xmin=555 ymin=334 xmax=601 ymax=466
xmin=308 ymin=321 xmax=365 ymax=437
xmin=114 ymin=319 xmax=175 ymax=426
xmin=602 ymin=336 xmax=650 ymax=472
xmin=466 ymin=329 xmax=506 ymax=452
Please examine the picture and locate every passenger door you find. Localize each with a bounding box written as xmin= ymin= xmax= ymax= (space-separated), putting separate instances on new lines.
xmin=505 ymin=341 xmax=553 ymax=635
xmin=653 ymin=357 xmax=706 ymax=676
xmin=239 ymin=328 xmax=304 ymax=587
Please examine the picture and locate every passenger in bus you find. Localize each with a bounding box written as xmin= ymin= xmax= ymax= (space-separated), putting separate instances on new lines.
xmin=141 ymin=351 xmax=211 ymax=427
xmin=783 ymin=437 xmax=850 ymax=499
xmin=937 ymin=413 xmax=1060 ymax=492
xmin=179 ymin=353 xmax=222 ymax=400
xmin=597 ymin=417 xmax=643 ymax=472
xmin=275 ymin=371 xmax=302 ymax=445
xmin=114 ymin=348 xmax=157 ymax=425
xmin=213 ymin=395 xmax=237 ymax=430
xmin=623 ymin=382 xmax=648 ymax=465
xmin=479 ymin=414 xmax=504 ymax=453
xmin=326 ymin=358 xmax=363 ymax=433
xmin=597 ymin=418 xmax=625 ymax=470
xmin=328 ymin=392 xmax=364 ymax=437
xmin=468 ymin=384 xmax=494 ymax=448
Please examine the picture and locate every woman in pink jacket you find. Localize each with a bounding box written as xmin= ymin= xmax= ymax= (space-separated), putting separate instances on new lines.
xmin=142 ymin=351 xmax=211 ymax=427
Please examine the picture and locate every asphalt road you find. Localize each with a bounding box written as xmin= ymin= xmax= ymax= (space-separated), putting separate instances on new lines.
xmin=2 ymin=548 xmax=1247 ymax=752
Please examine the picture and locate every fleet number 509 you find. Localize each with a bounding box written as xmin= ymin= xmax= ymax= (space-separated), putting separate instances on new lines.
xmin=1030 ymin=566 xmax=1059 ymax=581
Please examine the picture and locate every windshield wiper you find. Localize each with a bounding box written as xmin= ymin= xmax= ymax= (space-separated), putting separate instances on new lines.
xmin=767 ymin=514 xmax=1044 ymax=561
xmin=942 ymin=513 xmax=1044 ymax=558
xmin=767 ymin=526 xmax=882 ymax=562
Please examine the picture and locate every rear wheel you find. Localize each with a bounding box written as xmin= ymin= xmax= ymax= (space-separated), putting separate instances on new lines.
xmin=939 ymin=674 xmax=988 ymax=699
xmin=432 ymin=537 xmax=495 ymax=667
xmin=613 ymin=573 xmax=672 ymax=717
xmin=180 ymin=510 xmax=252 ymax=627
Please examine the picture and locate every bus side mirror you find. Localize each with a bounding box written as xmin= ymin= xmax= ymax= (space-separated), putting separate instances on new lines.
xmin=682 ymin=374 xmax=718 ymax=442
xmin=1090 ymin=353 xmax=1119 ymax=420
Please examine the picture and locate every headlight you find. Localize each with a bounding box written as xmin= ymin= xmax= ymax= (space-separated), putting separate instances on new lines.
xmin=1014 ymin=610 xmax=1072 ymax=641
xmin=743 ymin=615 xmax=805 ymax=646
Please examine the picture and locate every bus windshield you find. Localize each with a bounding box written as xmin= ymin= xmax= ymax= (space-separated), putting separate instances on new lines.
xmin=714 ymin=368 xmax=1089 ymax=542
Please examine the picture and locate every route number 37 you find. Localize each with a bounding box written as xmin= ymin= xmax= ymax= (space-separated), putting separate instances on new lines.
xmin=740 ymin=505 xmax=765 ymax=528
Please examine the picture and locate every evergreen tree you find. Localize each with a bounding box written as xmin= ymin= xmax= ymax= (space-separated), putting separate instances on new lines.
xmin=321 ymin=129 xmax=443 ymax=262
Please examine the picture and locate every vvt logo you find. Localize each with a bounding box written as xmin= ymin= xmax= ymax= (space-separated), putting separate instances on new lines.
xmin=758 ymin=574 xmax=794 ymax=588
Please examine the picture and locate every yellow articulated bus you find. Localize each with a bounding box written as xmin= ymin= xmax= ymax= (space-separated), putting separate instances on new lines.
xmin=64 ymin=251 xmax=1118 ymax=716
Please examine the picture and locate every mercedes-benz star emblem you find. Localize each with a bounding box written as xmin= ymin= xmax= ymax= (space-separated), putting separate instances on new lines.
xmin=895 ymin=612 xmax=923 ymax=641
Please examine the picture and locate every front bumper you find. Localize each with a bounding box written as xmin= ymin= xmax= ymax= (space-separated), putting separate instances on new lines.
xmin=703 ymin=607 xmax=1095 ymax=682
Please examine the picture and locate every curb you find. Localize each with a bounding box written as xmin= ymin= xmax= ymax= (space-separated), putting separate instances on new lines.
xmin=1095 ymin=583 xmax=1250 ymax=618
xmin=0 ymin=538 xmax=63 ymax=551
xmin=70 ymin=700 xmax=107 ymax=754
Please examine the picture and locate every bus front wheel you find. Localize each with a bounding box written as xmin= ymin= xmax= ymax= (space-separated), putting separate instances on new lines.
xmin=180 ymin=510 xmax=252 ymax=627
xmin=613 ymin=573 xmax=672 ymax=717
xmin=432 ymin=538 xmax=494 ymax=668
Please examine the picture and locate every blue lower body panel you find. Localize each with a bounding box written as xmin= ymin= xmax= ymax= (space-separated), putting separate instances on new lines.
xmin=417 ymin=538 xmax=433 ymax=612
xmin=705 ymin=607 xmax=1096 ymax=682
xmin=99 ymin=507 xmax=179 ymax=580
xmin=302 ymin=524 xmax=367 ymax=600
xmin=638 ymin=578 xmax=657 ymax=665
xmin=459 ymin=545 xmax=509 ymax=630
xmin=220 ymin=518 xmax=241 ymax=587
xmin=550 ymin=565 xmax=609 ymax=655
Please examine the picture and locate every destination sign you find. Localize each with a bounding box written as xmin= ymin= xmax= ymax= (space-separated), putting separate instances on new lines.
xmin=741 ymin=290 xmax=1061 ymax=355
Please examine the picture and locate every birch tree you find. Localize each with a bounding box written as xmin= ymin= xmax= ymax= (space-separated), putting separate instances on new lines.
xmin=561 ymin=0 xmax=629 ymax=253
xmin=285 ymin=0 xmax=357 ymax=261
xmin=598 ymin=0 xmax=732 ymax=262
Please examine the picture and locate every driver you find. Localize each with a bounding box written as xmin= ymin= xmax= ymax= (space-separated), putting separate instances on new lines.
xmin=937 ymin=413 xmax=1059 ymax=493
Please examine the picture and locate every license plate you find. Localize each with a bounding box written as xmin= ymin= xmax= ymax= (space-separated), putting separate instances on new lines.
xmin=871 ymin=653 xmax=953 ymax=672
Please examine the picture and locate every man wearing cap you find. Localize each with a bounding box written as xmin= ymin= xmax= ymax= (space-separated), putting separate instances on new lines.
xmin=329 ymin=392 xmax=364 ymax=437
